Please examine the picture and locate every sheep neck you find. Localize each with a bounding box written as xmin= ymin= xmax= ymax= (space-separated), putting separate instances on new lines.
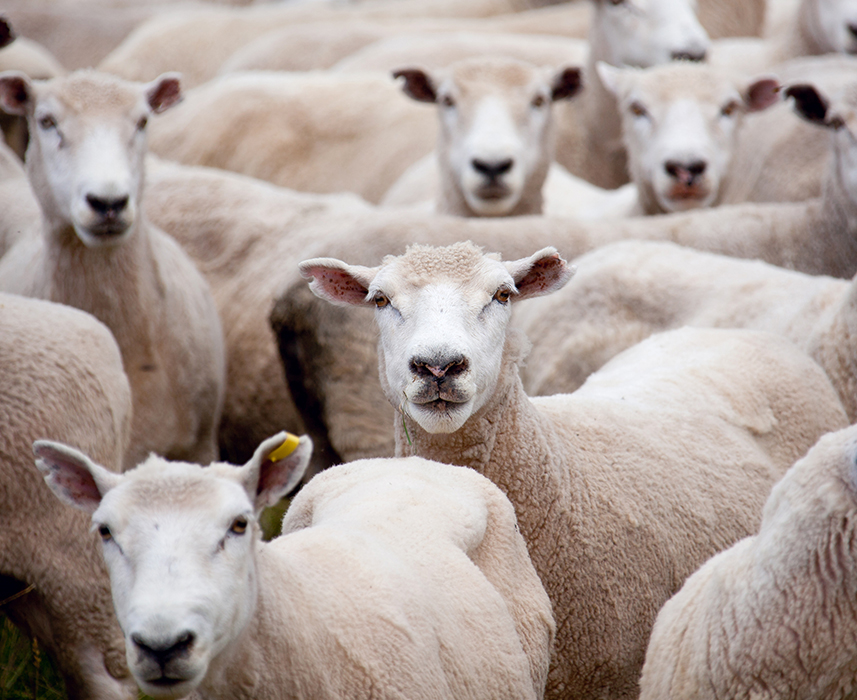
xmin=580 ymin=49 xmax=627 ymax=189
xmin=43 ymin=219 xmax=160 ymax=363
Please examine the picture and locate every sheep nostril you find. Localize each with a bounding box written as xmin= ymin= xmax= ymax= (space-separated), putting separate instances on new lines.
xmin=665 ymin=160 xmax=707 ymax=185
xmin=471 ymin=158 xmax=514 ymax=179
xmin=411 ymin=356 xmax=469 ymax=378
xmin=86 ymin=193 xmax=129 ymax=217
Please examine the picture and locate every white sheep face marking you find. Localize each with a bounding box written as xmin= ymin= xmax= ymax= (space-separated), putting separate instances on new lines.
xmin=591 ymin=0 xmax=710 ymax=68
xmin=599 ymin=62 xmax=779 ymax=212
xmin=300 ymin=242 xmax=574 ymax=435
xmin=806 ymin=0 xmax=857 ymax=55
xmin=33 ymin=433 xmax=311 ymax=699
xmin=0 ymin=70 xmax=180 ymax=248
xmin=96 ymin=468 xmax=258 ymax=698
xmin=395 ymin=59 xmax=581 ymax=217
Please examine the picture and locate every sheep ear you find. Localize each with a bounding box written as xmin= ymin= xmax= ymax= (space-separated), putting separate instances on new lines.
xmin=0 ymin=71 xmax=34 ymax=116
xmin=551 ymin=66 xmax=583 ymax=102
xmin=743 ymin=77 xmax=780 ymax=112
xmin=33 ymin=440 xmax=121 ymax=514
xmin=0 ymin=17 xmax=16 ymax=50
xmin=595 ymin=61 xmax=624 ymax=97
xmin=393 ymin=68 xmax=437 ymax=103
xmin=145 ymin=72 xmax=182 ymax=114
xmin=785 ymin=84 xmax=832 ymax=126
xmin=240 ymin=432 xmax=313 ymax=513
xmin=505 ymin=247 xmax=575 ymax=301
xmin=299 ymin=257 xmax=379 ymax=307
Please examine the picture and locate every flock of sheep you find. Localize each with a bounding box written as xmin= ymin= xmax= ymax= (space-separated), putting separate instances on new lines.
xmin=2 ymin=0 xmax=857 ymax=698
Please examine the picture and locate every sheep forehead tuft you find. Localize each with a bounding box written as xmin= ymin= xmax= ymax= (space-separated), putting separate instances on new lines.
xmin=379 ymin=242 xmax=506 ymax=289
xmin=106 ymin=458 xmax=249 ymax=515
xmin=446 ymin=56 xmax=546 ymax=96
xmin=39 ymin=70 xmax=143 ymax=116
xmin=624 ymin=63 xmax=739 ymax=105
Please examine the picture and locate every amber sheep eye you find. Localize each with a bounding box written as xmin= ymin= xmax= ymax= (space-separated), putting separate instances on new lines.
xmin=494 ymin=288 xmax=512 ymax=303
xmin=98 ymin=525 xmax=112 ymax=541
xmin=230 ymin=517 xmax=248 ymax=535
xmin=629 ymin=102 xmax=648 ymax=118
xmin=373 ymin=293 xmax=390 ymax=308
xmin=721 ymin=101 xmax=740 ymax=117
xmin=38 ymin=115 xmax=57 ymax=131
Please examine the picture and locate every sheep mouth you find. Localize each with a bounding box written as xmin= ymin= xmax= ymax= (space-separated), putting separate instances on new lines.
xmin=665 ymin=183 xmax=710 ymax=203
xmin=474 ymin=182 xmax=512 ymax=201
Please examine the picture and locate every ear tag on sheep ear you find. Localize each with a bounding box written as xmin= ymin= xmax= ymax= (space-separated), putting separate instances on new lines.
xmin=268 ymin=433 xmax=301 ymax=462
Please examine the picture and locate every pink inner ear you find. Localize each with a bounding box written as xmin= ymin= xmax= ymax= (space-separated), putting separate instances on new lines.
xmin=516 ymin=254 xmax=567 ymax=297
xmin=0 ymin=76 xmax=31 ymax=116
xmin=746 ymin=79 xmax=780 ymax=112
xmin=148 ymin=78 xmax=181 ymax=114
xmin=307 ymin=266 xmax=371 ymax=305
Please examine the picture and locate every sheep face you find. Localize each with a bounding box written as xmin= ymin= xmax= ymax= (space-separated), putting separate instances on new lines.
xmin=805 ymin=0 xmax=857 ymax=55
xmin=599 ymin=62 xmax=779 ymax=213
xmin=33 ymin=433 xmax=311 ymax=699
xmin=0 ymin=69 xmax=180 ymax=248
xmin=590 ymin=0 xmax=710 ymax=68
xmin=394 ymin=58 xmax=581 ymax=217
xmin=300 ymin=242 xmax=573 ymax=435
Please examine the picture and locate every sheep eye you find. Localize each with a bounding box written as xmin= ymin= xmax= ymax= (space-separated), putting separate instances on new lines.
xmin=720 ymin=101 xmax=740 ymax=117
xmin=230 ymin=516 xmax=248 ymax=535
xmin=440 ymin=95 xmax=455 ymax=108
xmin=629 ymin=101 xmax=648 ymax=118
xmin=531 ymin=94 xmax=547 ymax=109
xmin=373 ymin=293 xmax=390 ymax=308
xmin=493 ymin=288 xmax=512 ymax=304
xmin=137 ymin=115 xmax=148 ymax=131
xmin=98 ymin=525 xmax=112 ymax=541
xmin=38 ymin=115 xmax=56 ymax=131
xmin=609 ymin=0 xmax=625 ymax=6
xmin=828 ymin=115 xmax=845 ymax=130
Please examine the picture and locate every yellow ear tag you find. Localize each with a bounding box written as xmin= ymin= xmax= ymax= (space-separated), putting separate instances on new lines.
xmin=268 ymin=433 xmax=301 ymax=462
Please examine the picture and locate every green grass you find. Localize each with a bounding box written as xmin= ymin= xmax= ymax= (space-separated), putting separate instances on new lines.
xmin=0 ymin=616 xmax=65 ymax=700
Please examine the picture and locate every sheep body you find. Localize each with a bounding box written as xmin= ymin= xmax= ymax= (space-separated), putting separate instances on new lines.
xmin=300 ymin=241 xmax=849 ymax=700
xmin=0 ymin=292 xmax=133 ymax=699
xmin=640 ymin=423 xmax=857 ymax=700
xmin=36 ymin=435 xmax=555 ymax=700
xmin=146 ymin=70 xmax=437 ymax=204
xmin=517 ymin=239 xmax=857 ymax=418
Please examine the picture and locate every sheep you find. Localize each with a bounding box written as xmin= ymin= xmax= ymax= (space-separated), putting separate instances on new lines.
xmin=299 ymin=240 xmax=849 ymax=700
xmin=0 ymin=69 xmax=225 ymax=469
xmin=0 ymin=137 xmax=38 ymax=257
xmin=0 ymin=292 xmax=134 ymax=700
xmin=387 ymin=56 xmax=582 ymax=217
xmin=639 ymin=422 xmax=857 ymax=700
xmin=145 ymin=70 xmax=438 ymax=204
xmin=554 ymin=0 xmax=711 ymax=188
xmin=34 ymin=431 xmax=555 ymax=700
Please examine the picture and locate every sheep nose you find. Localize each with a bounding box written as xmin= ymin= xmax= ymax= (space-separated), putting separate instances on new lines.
xmin=410 ymin=355 xmax=469 ymax=379
xmin=671 ymin=49 xmax=707 ymax=62
xmin=665 ymin=160 xmax=707 ymax=185
xmin=86 ymin=193 xmax=129 ymax=218
xmin=472 ymin=158 xmax=514 ymax=180
xmin=131 ymin=631 xmax=195 ymax=668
